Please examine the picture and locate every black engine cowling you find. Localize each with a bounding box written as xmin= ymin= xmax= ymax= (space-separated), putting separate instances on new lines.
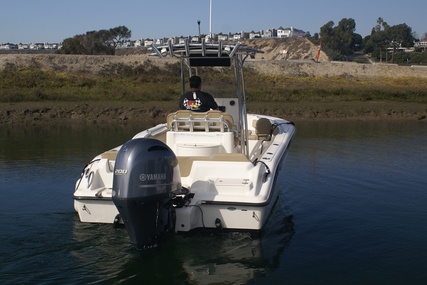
xmin=112 ymin=138 xmax=181 ymax=249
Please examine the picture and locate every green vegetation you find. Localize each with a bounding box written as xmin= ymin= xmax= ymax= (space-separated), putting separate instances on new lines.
xmin=244 ymin=69 xmax=427 ymax=103
xmin=1 ymin=62 xmax=426 ymax=104
xmin=363 ymin=18 xmax=416 ymax=63
xmin=310 ymin=18 xmax=362 ymax=60
xmin=0 ymin=61 xmax=179 ymax=102
xmin=57 ymin=26 xmax=131 ymax=55
xmin=308 ymin=17 xmax=426 ymax=65
xmin=385 ymin=49 xmax=427 ymax=65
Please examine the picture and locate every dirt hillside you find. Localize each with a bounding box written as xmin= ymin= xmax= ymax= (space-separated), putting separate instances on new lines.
xmin=242 ymin=37 xmax=328 ymax=61
xmin=1 ymin=38 xmax=426 ymax=78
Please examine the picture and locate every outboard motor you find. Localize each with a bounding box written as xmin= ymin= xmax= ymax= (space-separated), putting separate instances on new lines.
xmin=112 ymin=138 xmax=181 ymax=249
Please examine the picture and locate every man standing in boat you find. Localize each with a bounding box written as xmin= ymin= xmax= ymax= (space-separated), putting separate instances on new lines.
xmin=179 ymin=75 xmax=218 ymax=112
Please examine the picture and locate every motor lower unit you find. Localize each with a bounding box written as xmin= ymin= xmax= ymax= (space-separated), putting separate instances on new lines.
xmin=112 ymin=138 xmax=181 ymax=249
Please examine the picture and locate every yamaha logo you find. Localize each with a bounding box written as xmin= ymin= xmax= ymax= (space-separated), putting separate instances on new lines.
xmin=139 ymin=173 xmax=167 ymax=181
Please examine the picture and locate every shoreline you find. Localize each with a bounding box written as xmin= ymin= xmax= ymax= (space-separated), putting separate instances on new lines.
xmin=1 ymin=101 xmax=426 ymax=126
xmin=1 ymin=51 xmax=426 ymax=127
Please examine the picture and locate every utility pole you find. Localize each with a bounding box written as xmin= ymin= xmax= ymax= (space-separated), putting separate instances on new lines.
xmin=197 ymin=20 xmax=201 ymax=43
xmin=209 ymin=0 xmax=213 ymax=42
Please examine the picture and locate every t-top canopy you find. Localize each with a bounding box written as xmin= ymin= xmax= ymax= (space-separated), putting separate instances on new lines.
xmin=151 ymin=39 xmax=263 ymax=67
xmin=150 ymin=39 xmax=262 ymax=156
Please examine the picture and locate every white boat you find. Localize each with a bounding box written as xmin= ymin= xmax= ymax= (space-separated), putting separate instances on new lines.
xmin=73 ymin=40 xmax=296 ymax=248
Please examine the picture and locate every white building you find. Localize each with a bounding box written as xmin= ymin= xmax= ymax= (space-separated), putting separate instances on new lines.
xmin=0 ymin=43 xmax=17 ymax=50
xmin=134 ymin=39 xmax=143 ymax=47
xmin=217 ymin=34 xmax=228 ymax=41
xmin=249 ymin=31 xmax=261 ymax=39
xmin=262 ymin=29 xmax=277 ymax=38
xmin=277 ymin=27 xmax=306 ymax=38
xmin=144 ymin=39 xmax=154 ymax=47
xmin=415 ymin=40 xmax=427 ymax=51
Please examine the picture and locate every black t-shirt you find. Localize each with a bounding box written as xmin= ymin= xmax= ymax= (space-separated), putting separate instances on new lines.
xmin=179 ymin=91 xmax=218 ymax=112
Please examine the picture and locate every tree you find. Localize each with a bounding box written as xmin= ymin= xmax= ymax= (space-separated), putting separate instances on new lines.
xmin=60 ymin=35 xmax=86 ymax=54
xmin=363 ymin=35 xmax=374 ymax=54
xmin=387 ymin=23 xmax=414 ymax=47
xmin=306 ymin=32 xmax=320 ymax=45
xmin=334 ymin=18 xmax=357 ymax=55
xmin=319 ymin=18 xmax=361 ymax=60
xmin=365 ymin=18 xmax=415 ymax=63
xmin=109 ymin=26 xmax=132 ymax=49
xmin=319 ymin=21 xmax=334 ymax=46
xmin=368 ymin=29 xmax=388 ymax=62
xmin=58 ymin=26 xmax=132 ymax=55
xmin=352 ymin=33 xmax=363 ymax=52
xmin=369 ymin=17 xmax=390 ymax=61
xmin=375 ymin=17 xmax=389 ymax=33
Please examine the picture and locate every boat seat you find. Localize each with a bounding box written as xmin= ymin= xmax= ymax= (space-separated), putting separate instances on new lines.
xmin=248 ymin=118 xmax=278 ymax=140
xmin=167 ymin=110 xmax=234 ymax=132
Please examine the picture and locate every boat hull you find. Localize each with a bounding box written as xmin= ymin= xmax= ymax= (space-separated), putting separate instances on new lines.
xmin=73 ymin=194 xmax=279 ymax=232
xmin=73 ymin=113 xmax=295 ymax=233
xmin=74 ymin=198 xmax=119 ymax=224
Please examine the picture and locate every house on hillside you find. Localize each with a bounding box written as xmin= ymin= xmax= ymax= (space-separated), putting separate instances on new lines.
xmin=144 ymin=39 xmax=154 ymax=47
xmin=415 ymin=40 xmax=427 ymax=51
xmin=178 ymin=37 xmax=190 ymax=44
xmin=117 ymin=40 xmax=135 ymax=48
xmin=262 ymin=29 xmax=277 ymax=38
xmin=0 ymin=43 xmax=19 ymax=49
xmin=277 ymin=27 xmax=287 ymax=38
xmin=217 ymin=33 xmax=228 ymax=41
xmin=134 ymin=39 xmax=143 ymax=47
xmin=277 ymin=27 xmax=306 ymax=38
xmin=18 ymin=43 xmax=29 ymax=50
xmin=249 ymin=31 xmax=261 ymax=39
xmin=233 ymin=33 xmax=241 ymax=41
xmin=28 ymin=43 xmax=40 ymax=50
xmin=44 ymin=43 xmax=59 ymax=49
xmin=191 ymin=36 xmax=200 ymax=43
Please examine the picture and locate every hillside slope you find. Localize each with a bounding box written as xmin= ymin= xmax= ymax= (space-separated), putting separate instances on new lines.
xmin=241 ymin=37 xmax=328 ymax=61
xmin=0 ymin=38 xmax=426 ymax=78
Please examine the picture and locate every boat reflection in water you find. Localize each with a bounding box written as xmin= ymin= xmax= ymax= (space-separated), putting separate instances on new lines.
xmin=178 ymin=214 xmax=295 ymax=284
xmin=70 ymin=201 xmax=294 ymax=284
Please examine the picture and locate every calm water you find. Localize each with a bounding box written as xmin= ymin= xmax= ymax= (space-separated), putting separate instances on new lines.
xmin=1 ymin=120 xmax=426 ymax=284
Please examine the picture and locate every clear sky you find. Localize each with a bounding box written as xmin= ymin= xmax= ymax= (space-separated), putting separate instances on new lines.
xmin=1 ymin=0 xmax=425 ymax=43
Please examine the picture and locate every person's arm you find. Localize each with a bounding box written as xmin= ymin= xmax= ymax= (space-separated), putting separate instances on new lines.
xmin=207 ymin=93 xmax=218 ymax=110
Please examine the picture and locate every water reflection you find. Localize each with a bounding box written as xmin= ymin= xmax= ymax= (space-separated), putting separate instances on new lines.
xmin=0 ymin=122 xmax=152 ymax=162
xmin=177 ymin=216 xmax=294 ymax=284
xmin=70 ymin=195 xmax=295 ymax=284
xmin=2 ymin=120 xmax=427 ymax=284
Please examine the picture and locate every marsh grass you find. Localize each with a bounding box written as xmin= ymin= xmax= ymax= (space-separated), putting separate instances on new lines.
xmin=1 ymin=62 xmax=426 ymax=104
